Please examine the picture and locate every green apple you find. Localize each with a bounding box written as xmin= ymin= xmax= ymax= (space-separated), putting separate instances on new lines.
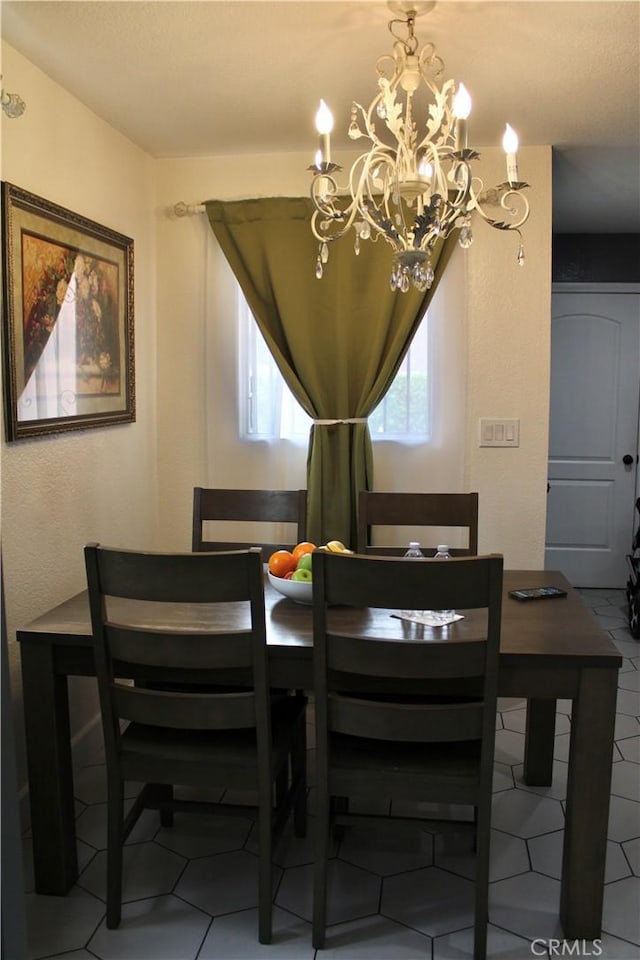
xmin=291 ymin=567 xmax=312 ymax=582
xmin=296 ymin=552 xmax=313 ymax=572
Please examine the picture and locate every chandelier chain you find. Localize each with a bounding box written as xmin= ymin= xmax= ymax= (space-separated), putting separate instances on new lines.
xmin=388 ymin=13 xmax=418 ymax=55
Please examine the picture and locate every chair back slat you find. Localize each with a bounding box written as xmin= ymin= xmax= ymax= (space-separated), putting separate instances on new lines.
xmin=85 ymin=544 xmax=270 ymax=763
xmin=107 ymin=626 xmax=254 ymax=671
xmin=318 ymin=551 xmax=493 ymax=611
xmin=193 ymin=487 xmax=307 ymax=559
xmin=112 ymin=683 xmax=256 ymax=729
xmin=327 ymin=634 xmax=486 ymax=679
xmin=96 ymin=547 xmax=259 ymax=603
xmin=312 ymin=551 xmax=503 ymax=748
xmin=328 ymin=694 xmax=484 ymax=742
xmin=357 ymin=491 xmax=478 ymax=555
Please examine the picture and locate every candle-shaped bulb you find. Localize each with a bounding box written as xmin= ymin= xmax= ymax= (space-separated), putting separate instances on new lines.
xmin=315 ymin=99 xmax=333 ymax=165
xmin=453 ymin=83 xmax=471 ymax=151
xmin=453 ymin=83 xmax=472 ymax=120
xmin=418 ymin=157 xmax=433 ymax=179
xmin=315 ymin=100 xmax=334 ymax=135
xmin=502 ymin=123 xmax=519 ymax=154
xmin=502 ymin=123 xmax=519 ymax=183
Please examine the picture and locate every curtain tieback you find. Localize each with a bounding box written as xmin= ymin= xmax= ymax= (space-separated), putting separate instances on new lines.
xmin=313 ymin=418 xmax=368 ymax=426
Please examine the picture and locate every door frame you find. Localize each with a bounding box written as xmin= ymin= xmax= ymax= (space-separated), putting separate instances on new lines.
xmin=549 ymin=281 xmax=640 ymax=579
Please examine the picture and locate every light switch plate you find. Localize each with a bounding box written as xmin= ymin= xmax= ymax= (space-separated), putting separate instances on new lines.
xmin=479 ymin=418 xmax=520 ymax=447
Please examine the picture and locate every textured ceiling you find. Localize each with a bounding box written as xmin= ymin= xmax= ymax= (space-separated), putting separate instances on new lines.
xmin=2 ymin=0 xmax=639 ymax=232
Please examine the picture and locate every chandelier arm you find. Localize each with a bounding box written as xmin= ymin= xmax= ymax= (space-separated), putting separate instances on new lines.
xmin=310 ymin=172 xmax=341 ymax=215
xmin=390 ymin=171 xmax=411 ymax=252
xmin=350 ymin=101 xmax=377 ymax=147
xmin=448 ymin=159 xmax=473 ymax=203
xmin=376 ymin=52 xmax=399 ymax=83
xmin=310 ymin=196 xmax=361 ymax=246
xmin=362 ymin=96 xmax=390 ymax=150
xmin=311 ymin=173 xmax=348 ymax=241
xmin=420 ymin=155 xmax=470 ymax=238
xmin=470 ymin=180 xmax=531 ymax=232
xmin=356 ymin=154 xmax=403 ymax=248
xmin=429 ymin=150 xmax=455 ymax=202
xmin=418 ymin=43 xmax=445 ymax=81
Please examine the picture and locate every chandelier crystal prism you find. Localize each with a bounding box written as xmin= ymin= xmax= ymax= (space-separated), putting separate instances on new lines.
xmin=0 ymin=75 xmax=26 ymax=118
xmin=308 ymin=4 xmax=530 ymax=292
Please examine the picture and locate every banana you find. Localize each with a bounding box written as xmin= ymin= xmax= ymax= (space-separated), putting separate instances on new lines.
xmin=326 ymin=540 xmax=345 ymax=552
xmin=322 ymin=540 xmax=354 ymax=554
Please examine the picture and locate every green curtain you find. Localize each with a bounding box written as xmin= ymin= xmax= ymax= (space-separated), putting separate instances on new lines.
xmin=206 ymin=196 xmax=455 ymax=548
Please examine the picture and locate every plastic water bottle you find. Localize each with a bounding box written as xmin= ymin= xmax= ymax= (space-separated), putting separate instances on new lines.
xmin=405 ymin=541 xmax=425 ymax=561
xmin=402 ymin=542 xmax=425 ymax=619
xmin=434 ymin=545 xmax=454 ymax=621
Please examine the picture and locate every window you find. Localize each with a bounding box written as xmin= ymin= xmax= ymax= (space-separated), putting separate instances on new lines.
xmin=238 ymin=289 xmax=430 ymax=442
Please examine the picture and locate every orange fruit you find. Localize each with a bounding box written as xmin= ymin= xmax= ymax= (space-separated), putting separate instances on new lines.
xmin=292 ymin=541 xmax=317 ymax=563
xmin=268 ymin=550 xmax=297 ymax=578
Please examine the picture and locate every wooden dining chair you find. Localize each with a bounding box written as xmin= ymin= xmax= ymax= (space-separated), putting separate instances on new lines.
xmin=84 ymin=544 xmax=307 ymax=943
xmin=311 ymin=550 xmax=503 ymax=959
xmin=192 ymin=487 xmax=308 ymax=560
xmin=357 ymin=490 xmax=479 ymax=556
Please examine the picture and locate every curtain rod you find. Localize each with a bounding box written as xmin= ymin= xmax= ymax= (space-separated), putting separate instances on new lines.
xmin=174 ymin=201 xmax=206 ymax=217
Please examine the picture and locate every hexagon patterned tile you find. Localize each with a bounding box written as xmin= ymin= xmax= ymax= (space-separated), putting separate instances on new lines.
xmin=381 ymin=865 xmax=475 ymax=937
xmin=19 ymin=588 xmax=639 ymax=960
xmin=276 ymin=859 xmax=380 ymax=926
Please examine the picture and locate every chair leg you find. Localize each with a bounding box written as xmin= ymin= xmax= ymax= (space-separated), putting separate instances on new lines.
xmin=156 ymin=783 xmax=174 ymax=828
xmin=312 ymin=786 xmax=330 ymax=949
xmin=472 ymin=804 xmax=478 ymax=852
xmin=473 ymin=801 xmax=491 ymax=960
xmin=106 ymin=778 xmax=124 ymax=929
xmin=257 ymin=781 xmax=273 ymax=944
xmin=292 ymin=713 xmax=307 ymax=838
xmin=331 ymin=796 xmax=348 ymax=843
xmin=275 ymin=766 xmax=288 ymax=809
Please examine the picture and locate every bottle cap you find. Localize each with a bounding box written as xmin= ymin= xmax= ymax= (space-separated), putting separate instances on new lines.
xmin=409 ymin=541 xmax=420 ymax=548
xmin=437 ymin=545 xmax=449 ymax=552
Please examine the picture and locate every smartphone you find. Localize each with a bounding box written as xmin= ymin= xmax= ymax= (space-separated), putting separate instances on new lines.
xmin=509 ymin=586 xmax=568 ymax=601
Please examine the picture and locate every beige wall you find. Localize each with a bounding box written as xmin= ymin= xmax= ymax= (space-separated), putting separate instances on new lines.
xmin=1 ymin=39 xmax=552 ymax=804
xmin=466 ymin=145 xmax=552 ymax=565
xmin=1 ymin=44 xmax=158 ymax=790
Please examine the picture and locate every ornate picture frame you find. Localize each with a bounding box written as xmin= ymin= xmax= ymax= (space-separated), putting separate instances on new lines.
xmin=1 ymin=182 xmax=135 ymax=440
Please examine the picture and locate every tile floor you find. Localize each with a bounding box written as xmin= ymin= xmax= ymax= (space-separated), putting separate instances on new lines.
xmin=21 ymin=590 xmax=639 ymax=960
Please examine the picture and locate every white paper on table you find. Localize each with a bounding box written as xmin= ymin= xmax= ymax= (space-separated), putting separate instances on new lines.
xmin=391 ymin=612 xmax=465 ymax=626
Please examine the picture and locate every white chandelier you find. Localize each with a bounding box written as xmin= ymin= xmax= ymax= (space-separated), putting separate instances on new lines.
xmin=308 ymin=3 xmax=530 ymax=292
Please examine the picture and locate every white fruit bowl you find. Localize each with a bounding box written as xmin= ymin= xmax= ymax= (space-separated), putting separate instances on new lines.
xmin=268 ymin=571 xmax=313 ymax=605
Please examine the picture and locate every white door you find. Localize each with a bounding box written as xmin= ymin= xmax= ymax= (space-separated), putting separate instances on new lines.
xmin=545 ymin=286 xmax=640 ymax=588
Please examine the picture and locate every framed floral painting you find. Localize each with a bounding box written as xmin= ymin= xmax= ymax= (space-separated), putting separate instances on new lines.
xmin=1 ymin=182 xmax=135 ymax=440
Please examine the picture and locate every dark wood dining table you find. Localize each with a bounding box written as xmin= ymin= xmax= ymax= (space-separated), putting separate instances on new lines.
xmin=17 ymin=569 xmax=621 ymax=940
